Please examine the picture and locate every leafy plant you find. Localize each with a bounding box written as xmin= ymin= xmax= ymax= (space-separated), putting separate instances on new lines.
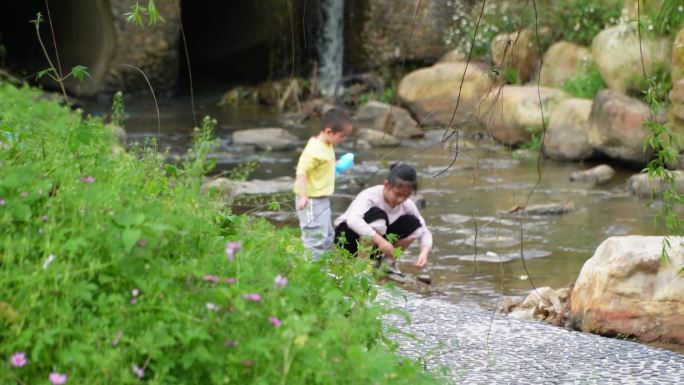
xmin=0 ymin=83 xmax=438 ymax=384
xmin=30 ymin=13 xmax=90 ymax=104
xmin=562 ymin=61 xmax=606 ymax=99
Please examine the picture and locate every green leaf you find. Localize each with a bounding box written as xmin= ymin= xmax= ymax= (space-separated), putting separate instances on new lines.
xmin=70 ymin=65 xmax=90 ymax=82
xmin=123 ymin=228 xmax=142 ymax=252
xmin=35 ymin=68 xmax=55 ymax=80
xmin=113 ymin=212 xmax=146 ymax=227
xmin=147 ymin=0 xmax=166 ymax=25
xmin=10 ymin=203 xmax=31 ymax=221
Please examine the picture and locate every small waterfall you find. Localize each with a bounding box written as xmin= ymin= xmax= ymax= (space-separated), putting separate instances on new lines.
xmin=318 ymin=0 xmax=344 ymax=97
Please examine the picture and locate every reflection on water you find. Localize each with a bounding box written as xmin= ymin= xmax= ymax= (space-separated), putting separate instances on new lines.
xmin=84 ymin=93 xmax=665 ymax=310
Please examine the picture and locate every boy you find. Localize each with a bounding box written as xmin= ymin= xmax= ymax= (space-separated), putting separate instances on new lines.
xmin=295 ymin=108 xmax=353 ymax=260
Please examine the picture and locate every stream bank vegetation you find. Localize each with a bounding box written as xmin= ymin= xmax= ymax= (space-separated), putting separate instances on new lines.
xmin=0 ymin=83 xmax=440 ymax=384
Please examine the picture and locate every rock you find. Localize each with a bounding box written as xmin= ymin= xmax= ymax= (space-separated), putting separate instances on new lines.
xmin=569 ymin=236 xmax=684 ymax=344
xmin=397 ymin=63 xmax=492 ymax=128
xmin=354 ymin=101 xmax=423 ymax=139
xmin=346 ymin=0 xmax=474 ymax=70
xmin=592 ymin=23 xmax=672 ymax=94
xmin=357 ymin=128 xmax=401 ymax=147
xmin=569 ymin=164 xmax=616 ymax=184
xmin=586 ymin=90 xmax=653 ymax=164
xmin=477 ymin=86 xmax=568 ymax=146
xmin=438 ymin=48 xmax=468 ymax=64
xmin=672 ymin=26 xmax=684 ymax=82
xmin=104 ymin=123 xmax=126 ymax=144
xmin=416 ymin=274 xmax=432 ymax=285
xmin=490 ymin=30 xmax=539 ymax=83
xmin=668 ymin=79 xmax=684 ymax=139
xmin=626 ymin=171 xmax=684 ymax=197
xmin=508 ymin=286 xmax=570 ymax=325
xmin=231 ymin=128 xmax=298 ymax=151
xmin=543 ymin=98 xmax=594 ymax=160
xmin=503 ymin=202 xmax=575 ymax=216
xmin=202 ymin=176 xmax=294 ymax=198
xmin=539 ymin=41 xmax=592 ymax=88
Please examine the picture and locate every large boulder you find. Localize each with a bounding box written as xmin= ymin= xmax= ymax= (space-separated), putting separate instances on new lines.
xmin=669 ymin=79 xmax=684 ymax=135
xmin=586 ymin=90 xmax=652 ymax=164
xmin=357 ymin=128 xmax=401 ymax=147
xmin=672 ymin=26 xmax=684 ymax=82
xmin=627 ymin=171 xmax=684 ymax=197
xmin=539 ymin=41 xmax=592 ymax=88
xmin=231 ymin=128 xmax=298 ymax=151
xmin=477 ymin=85 xmax=568 ymax=146
xmin=345 ymin=0 xmax=475 ymax=70
xmin=354 ymin=101 xmax=423 ymax=139
xmin=570 ymin=236 xmax=684 ymax=344
xmin=543 ymin=98 xmax=594 ymax=160
xmin=592 ymin=23 xmax=672 ymax=94
xmin=490 ymin=30 xmax=539 ymax=83
xmin=397 ymin=63 xmax=492 ymax=128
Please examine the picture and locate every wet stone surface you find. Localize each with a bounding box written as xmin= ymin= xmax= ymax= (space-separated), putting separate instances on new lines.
xmin=380 ymin=290 xmax=684 ymax=384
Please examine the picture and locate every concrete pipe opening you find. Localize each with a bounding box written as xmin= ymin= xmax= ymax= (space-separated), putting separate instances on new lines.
xmin=0 ymin=0 xmax=115 ymax=96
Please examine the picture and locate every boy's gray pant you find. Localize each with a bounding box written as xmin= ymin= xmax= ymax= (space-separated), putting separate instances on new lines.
xmin=296 ymin=197 xmax=334 ymax=260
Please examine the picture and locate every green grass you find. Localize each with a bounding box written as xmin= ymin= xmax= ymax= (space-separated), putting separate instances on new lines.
xmin=0 ymin=83 xmax=438 ymax=384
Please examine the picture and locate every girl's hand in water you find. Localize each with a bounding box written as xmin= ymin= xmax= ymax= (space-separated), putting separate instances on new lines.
xmin=415 ymin=249 xmax=429 ymax=268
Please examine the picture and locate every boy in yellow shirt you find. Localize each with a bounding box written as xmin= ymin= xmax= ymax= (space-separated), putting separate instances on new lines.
xmin=295 ymin=108 xmax=353 ymax=260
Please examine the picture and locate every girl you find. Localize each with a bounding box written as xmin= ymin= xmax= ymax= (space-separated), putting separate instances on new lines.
xmin=334 ymin=163 xmax=432 ymax=269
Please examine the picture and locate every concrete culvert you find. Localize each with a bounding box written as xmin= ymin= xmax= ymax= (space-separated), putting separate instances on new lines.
xmin=0 ymin=0 xmax=115 ymax=96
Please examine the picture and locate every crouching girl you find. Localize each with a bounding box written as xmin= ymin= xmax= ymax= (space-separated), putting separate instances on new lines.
xmin=334 ymin=163 xmax=432 ymax=270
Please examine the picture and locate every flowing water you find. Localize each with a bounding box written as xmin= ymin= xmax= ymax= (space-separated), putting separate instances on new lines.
xmin=317 ymin=0 xmax=345 ymax=96
xmin=85 ymin=92 xmax=665 ymax=310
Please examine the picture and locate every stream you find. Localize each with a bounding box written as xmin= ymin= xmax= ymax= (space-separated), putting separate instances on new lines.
xmin=84 ymin=90 xmax=665 ymax=311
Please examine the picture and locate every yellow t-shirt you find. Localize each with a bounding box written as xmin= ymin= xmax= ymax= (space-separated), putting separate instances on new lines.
xmin=294 ymin=137 xmax=335 ymax=197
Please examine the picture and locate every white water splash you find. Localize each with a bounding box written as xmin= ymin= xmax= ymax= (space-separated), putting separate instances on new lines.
xmin=318 ymin=0 xmax=344 ymax=96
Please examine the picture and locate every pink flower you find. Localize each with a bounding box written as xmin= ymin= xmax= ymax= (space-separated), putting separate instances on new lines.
xmin=20 ymin=191 xmax=28 ymax=197
xmin=0 ymin=198 xmax=5 ymax=205
xmin=10 ymin=352 xmax=27 ymax=367
xmin=202 ymin=275 xmax=220 ymax=283
xmin=137 ymin=239 xmax=147 ymax=248
xmin=225 ymin=241 xmax=242 ymax=261
xmin=274 ymin=275 xmax=288 ymax=289
xmin=80 ymin=176 xmax=95 ymax=184
xmin=268 ymin=316 xmax=282 ymax=327
xmin=49 ymin=372 xmax=68 ymax=384
xmin=223 ymin=277 xmax=236 ymax=284
xmin=132 ymin=365 xmax=145 ymax=379
xmin=243 ymin=293 xmax=262 ymax=302
xmin=224 ymin=339 xmax=238 ymax=347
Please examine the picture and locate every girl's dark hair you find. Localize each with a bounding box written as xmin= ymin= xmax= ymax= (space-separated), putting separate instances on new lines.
xmin=387 ymin=163 xmax=418 ymax=190
xmin=322 ymin=108 xmax=352 ymax=133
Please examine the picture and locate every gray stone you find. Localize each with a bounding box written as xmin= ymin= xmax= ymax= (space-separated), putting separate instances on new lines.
xmin=231 ymin=128 xmax=298 ymax=151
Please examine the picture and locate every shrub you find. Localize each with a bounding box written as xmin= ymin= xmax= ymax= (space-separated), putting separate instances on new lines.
xmin=0 ymin=83 xmax=437 ymax=384
xmin=562 ymin=62 xmax=606 ymax=99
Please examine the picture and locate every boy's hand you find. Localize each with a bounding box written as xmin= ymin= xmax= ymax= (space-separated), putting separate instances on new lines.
xmin=296 ymin=196 xmax=309 ymax=210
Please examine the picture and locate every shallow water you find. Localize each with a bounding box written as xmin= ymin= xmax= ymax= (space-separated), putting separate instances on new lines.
xmin=84 ymin=92 xmax=665 ymax=310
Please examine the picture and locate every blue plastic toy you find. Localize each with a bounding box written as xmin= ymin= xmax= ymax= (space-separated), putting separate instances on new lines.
xmin=335 ymin=153 xmax=355 ymax=175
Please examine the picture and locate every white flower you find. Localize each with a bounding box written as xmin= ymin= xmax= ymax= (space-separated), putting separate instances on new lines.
xmin=206 ymin=302 xmax=219 ymax=312
xmin=43 ymin=254 xmax=56 ymax=270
